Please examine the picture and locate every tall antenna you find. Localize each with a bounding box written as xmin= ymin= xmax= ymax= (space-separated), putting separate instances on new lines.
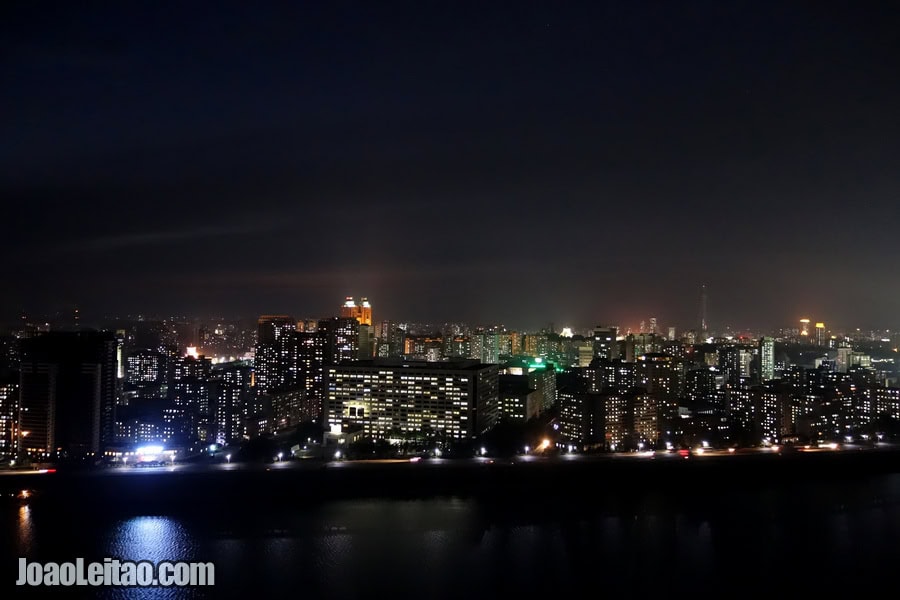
xmin=699 ymin=284 xmax=708 ymax=336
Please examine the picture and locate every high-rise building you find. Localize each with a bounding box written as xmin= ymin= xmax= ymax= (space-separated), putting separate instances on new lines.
xmin=760 ymin=337 xmax=775 ymax=382
xmin=210 ymin=362 xmax=252 ymax=445
xmin=18 ymin=331 xmax=118 ymax=458
xmin=0 ymin=381 xmax=18 ymax=459
xmin=295 ymin=330 xmax=326 ymax=418
xmin=125 ymin=350 xmax=165 ymax=389
xmin=835 ymin=343 xmax=853 ymax=373
xmin=169 ymin=354 xmax=212 ymax=442
xmin=324 ymin=359 xmax=499 ymax=440
xmin=340 ymin=297 xmax=373 ymax=326
xmin=318 ymin=317 xmax=360 ymax=364
xmin=815 ymin=322 xmax=826 ymax=347
xmin=592 ymin=326 xmax=619 ymax=360
xmin=254 ymin=315 xmax=298 ymax=394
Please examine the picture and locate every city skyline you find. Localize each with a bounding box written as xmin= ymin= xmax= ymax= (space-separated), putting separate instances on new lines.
xmin=2 ymin=294 xmax=895 ymax=339
xmin=3 ymin=2 xmax=899 ymax=328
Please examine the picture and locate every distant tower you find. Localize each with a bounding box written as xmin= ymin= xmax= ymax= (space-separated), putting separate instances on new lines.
xmin=699 ymin=284 xmax=708 ymax=337
xmin=649 ymin=317 xmax=657 ymax=335
xmin=340 ymin=297 xmax=373 ymax=326
xmin=74 ymin=305 xmax=80 ymax=329
xmin=800 ymin=318 xmax=810 ymax=338
xmin=815 ymin=322 xmax=825 ymax=347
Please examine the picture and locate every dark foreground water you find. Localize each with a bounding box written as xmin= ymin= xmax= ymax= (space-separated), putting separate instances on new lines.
xmin=3 ymin=452 xmax=899 ymax=598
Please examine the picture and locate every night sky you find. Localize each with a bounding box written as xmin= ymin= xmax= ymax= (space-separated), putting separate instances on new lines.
xmin=3 ymin=1 xmax=899 ymax=331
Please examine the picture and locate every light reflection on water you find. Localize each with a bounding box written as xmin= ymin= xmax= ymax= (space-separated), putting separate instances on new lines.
xmin=4 ymin=480 xmax=899 ymax=598
xmin=97 ymin=517 xmax=202 ymax=600
xmin=17 ymin=505 xmax=33 ymax=556
xmin=104 ymin=516 xmax=197 ymax=563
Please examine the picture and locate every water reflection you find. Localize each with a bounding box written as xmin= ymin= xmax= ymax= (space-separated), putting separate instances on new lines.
xmin=105 ymin=516 xmax=197 ymax=563
xmin=94 ymin=517 xmax=201 ymax=600
xmin=17 ymin=504 xmax=34 ymax=555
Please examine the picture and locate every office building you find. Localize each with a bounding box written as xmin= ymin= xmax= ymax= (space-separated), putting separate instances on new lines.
xmin=340 ymin=297 xmax=373 ymax=326
xmin=325 ymin=359 xmax=499 ymax=440
xmin=498 ymin=374 xmax=540 ymax=421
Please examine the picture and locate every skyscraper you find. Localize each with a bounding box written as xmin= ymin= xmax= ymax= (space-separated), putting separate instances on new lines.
xmin=340 ymin=297 xmax=374 ymax=358
xmin=799 ymin=318 xmax=810 ymax=338
xmin=340 ymin=297 xmax=373 ymax=326
xmin=169 ymin=354 xmax=212 ymax=442
xmin=318 ymin=317 xmax=360 ymax=364
xmin=0 ymin=381 xmax=17 ymax=460
xmin=759 ymin=337 xmax=775 ymax=382
xmin=254 ymin=315 xmax=298 ymax=394
xmin=18 ymin=331 xmax=118 ymax=458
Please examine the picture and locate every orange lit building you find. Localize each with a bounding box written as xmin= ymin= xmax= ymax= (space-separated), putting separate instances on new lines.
xmin=340 ymin=297 xmax=372 ymax=326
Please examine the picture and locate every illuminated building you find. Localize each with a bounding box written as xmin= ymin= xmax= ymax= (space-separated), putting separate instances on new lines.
xmin=592 ymin=326 xmax=619 ymax=360
xmin=295 ymin=330 xmax=326 ymax=419
xmin=632 ymin=394 xmax=658 ymax=445
xmin=254 ymin=315 xmax=298 ymax=394
xmin=261 ymin=387 xmax=314 ymax=433
xmin=498 ymin=375 xmax=540 ymax=420
xmin=170 ymin=354 xmax=212 ymax=442
xmin=125 ymin=350 xmax=165 ymax=389
xmin=605 ymin=393 xmax=627 ymax=449
xmin=523 ymin=333 xmax=549 ymax=358
xmin=340 ymin=297 xmax=372 ymax=326
xmin=753 ymin=389 xmax=787 ymax=441
xmin=800 ymin=318 xmax=810 ymax=338
xmin=445 ymin=335 xmax=470 ymax=359
xmin=528 ymin=361 xmax=557 ymax=411
xmin=325 ymin=359 xmax=499 ymax=440
xmin=18 ymin=331 xmax=118 ymax=457
xmin=318 ymin=317 xmax=359 ymax=364
xmin=558 ymin=388 xmax=604 ymax=449
xmin=588 ymin=359 xmax=636 ymax=394
xmin=0 ymin=382 xmax=17 ymax=459
xmin=874 ymin=388 xmax=900 ymax=420
xmin=717 ymin=345 xmax=742 ymax=387
xmin=836 ymin=343 xmax=852 ymax=373
xmin=469 ymin=332 xmax=499 ymax=364
xmin=815 ymin=322 xmax=826 ymax=347
xmin=376 ymin=321 xmax=405 ymax=358
xmin=685 ymin=367 xmax=719 ymax=403
xmin=210 ymin=362 xmax=252 ymax=445
xmin=759 ymin=337 xmax=775 ymax=382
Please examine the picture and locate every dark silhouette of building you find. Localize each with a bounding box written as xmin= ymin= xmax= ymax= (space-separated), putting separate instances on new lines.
xmin=18 ymin=330 xmax=118 ymax=458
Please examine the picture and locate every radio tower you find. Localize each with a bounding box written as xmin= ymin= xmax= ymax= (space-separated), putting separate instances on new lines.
xmin=699 ymin=284 xmax=708 ymax=337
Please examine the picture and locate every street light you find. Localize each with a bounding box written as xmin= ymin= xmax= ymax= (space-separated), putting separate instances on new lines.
xmin=225 ymin=454 xmax=231 ymax=463
xmin=277 ymin=452 xmax=283 ymax=462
